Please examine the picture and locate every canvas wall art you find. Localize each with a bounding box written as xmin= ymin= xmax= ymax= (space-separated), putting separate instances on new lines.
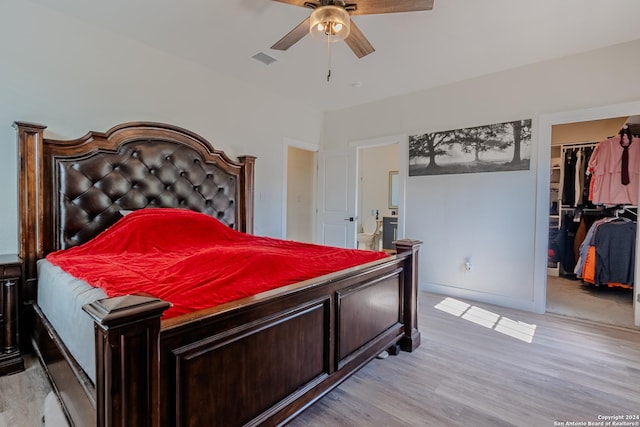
xmin=409 ymin=119 xmax=532 ymax=176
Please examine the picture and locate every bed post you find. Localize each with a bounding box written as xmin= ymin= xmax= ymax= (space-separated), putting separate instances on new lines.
xmin=238 ymin=155 xmax=256 ymax=234
xmin=394 ymin=239 xmax=422 ymax=352
xmin=14 ymin=121 xmax=47 ymax=303
xmin=83 ymin=295 xmax=171 ymax=427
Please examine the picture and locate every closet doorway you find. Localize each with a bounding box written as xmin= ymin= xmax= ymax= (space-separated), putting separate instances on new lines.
xmin=545 ymin=116 xmax=639 ymax=329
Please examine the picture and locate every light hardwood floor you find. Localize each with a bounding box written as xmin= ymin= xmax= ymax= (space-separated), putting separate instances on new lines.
xmin=546 ymin=274 xmax=636 ymax=329
xmin=2 ymin=292 xmax=639 ymax=427
xmin=290 ymin=292 xmax=640 ymax=426
xmin=0 ymin=353 xmax=50 ymax=426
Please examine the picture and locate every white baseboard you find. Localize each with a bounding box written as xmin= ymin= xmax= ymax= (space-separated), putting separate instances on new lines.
xmin=421 ymin=282 xmax=538 ymax=313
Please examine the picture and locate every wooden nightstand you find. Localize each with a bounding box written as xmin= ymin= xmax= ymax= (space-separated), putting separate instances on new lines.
xmin=0 ymin=254 xmax=24 ymax=375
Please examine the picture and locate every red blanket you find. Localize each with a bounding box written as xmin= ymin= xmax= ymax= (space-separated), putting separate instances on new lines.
xmin=46 ymin=208 xmax=389 ymax=319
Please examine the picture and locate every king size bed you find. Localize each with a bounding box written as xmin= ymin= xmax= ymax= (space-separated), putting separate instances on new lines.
xmin=14 ymin=121 xmax=421 ymax=427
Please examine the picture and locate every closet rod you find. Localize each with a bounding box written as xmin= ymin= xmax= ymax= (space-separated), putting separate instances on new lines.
xmin=600 ymin=204 xmax=638 ymax=209
xmin=610 ymin=207 xmax=637 ymax=219
xmin=621 ymin=207 xmax=638 ymax=218
xmin=560 ymin=141 xmax=597 ymax=150
xmin=590 ymin=204 xmax=638 ymax=217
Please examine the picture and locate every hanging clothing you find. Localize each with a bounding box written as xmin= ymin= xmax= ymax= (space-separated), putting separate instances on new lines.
xmin=581 ymin=146 xmax=595 ymax=207
xmin=581 ymin=245 xmax=597 ymax=284
xmin=555 ymin=212 xmax=580 ymax=273
xmin=575 ymin=213 xmax=636 ymax=288
xmin=587 ymin=135 xmax=640 ymax=205
xmin=574 ymin=217 xmax=609 ymax=278
xmin=574 ymin=149 xmax=584 ymax=207
xmin=560 ymin=145 xmax=595 ymax=208
xmin=593 ymin=220 xmax=636 ymax=286
xmin=562 ymin=149 xmax=577 ymax=206
xmin=572 ymin=213 xmax=602 ymax=263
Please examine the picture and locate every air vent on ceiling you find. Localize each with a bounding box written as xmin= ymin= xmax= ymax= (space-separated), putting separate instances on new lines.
xmin=251 ymin=52 xmax=277 ymax=66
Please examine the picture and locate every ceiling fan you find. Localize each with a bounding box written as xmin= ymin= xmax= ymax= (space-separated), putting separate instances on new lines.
xmin=271 ymin=0 xmax=434 ymax=59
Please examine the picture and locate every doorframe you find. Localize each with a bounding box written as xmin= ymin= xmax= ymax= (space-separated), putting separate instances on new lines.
xmin=282 ymin=137 xmax=319 ymax=240
xmin=349 ymin=133 xmax=407 ymax=242
xmin=535 ymin=100 xmax=640 ymax=326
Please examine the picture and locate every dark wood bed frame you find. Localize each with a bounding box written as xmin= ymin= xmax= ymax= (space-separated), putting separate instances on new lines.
xmin=15 ymin=121 xmax=421 ymax=427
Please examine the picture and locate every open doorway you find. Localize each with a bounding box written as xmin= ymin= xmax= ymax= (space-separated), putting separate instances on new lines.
xmin=284 ymin=144 xmax=317 ymax=243
xmin=545 ymin=116 xmax=639 ymax=329
xmin=356 ymin=143 xmax=399 ymax=252
xmin=315 ymin=134 xmax=405 ymax=249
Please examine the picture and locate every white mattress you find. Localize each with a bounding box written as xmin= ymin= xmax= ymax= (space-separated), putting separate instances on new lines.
xmin=37 ymin=259 xmax=107 ymax=383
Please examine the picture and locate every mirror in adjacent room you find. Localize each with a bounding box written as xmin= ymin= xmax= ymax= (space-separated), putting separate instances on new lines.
xmin=388 ymin=171 xmax=399 ymax=209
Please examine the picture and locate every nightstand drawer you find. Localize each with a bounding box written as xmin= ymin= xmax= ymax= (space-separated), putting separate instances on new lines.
xmin=0 ymin=265 xmax=21 ymax=279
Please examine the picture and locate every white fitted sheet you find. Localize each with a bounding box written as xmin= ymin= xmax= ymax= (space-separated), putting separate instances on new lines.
xmin=37 ymin=259 xmax=107 ymax=383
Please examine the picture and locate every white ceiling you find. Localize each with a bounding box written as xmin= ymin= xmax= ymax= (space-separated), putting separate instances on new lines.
xmin=29 ymin=0 xmax=640 ymax=112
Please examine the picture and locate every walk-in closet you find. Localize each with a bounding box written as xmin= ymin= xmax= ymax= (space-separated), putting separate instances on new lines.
xmin=546 ymin=116 xmax=639 ymax=329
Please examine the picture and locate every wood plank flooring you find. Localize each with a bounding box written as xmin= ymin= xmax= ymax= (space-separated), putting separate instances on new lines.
xmin=546 ymin=274 xmax=636 ymax=329
xmin=0 ymin=353 xmax=50 ymax=427
xmin=289 ymin=292 xmax=640 ymax=426
xmin=1 ymin=292 xmax=639 ymax=426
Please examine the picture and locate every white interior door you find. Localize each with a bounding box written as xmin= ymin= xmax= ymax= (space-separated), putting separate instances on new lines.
xmin=316 ymin=148 xmax=357 ymax=248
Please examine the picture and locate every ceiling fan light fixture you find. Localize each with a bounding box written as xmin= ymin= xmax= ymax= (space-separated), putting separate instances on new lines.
xmin=309 ymin=5 xmax=350 ymax=42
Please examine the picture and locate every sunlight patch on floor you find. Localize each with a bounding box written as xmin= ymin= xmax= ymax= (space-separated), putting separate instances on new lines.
xmin=435 ymin=297 xmax=536 ymax=343
xmin=495 ymin=316 xmax=537 ymax=342
xmin=433 ymin=297 xmax=470 ymax=316
xmin=462 ymin=306 xmax=501 ymax=329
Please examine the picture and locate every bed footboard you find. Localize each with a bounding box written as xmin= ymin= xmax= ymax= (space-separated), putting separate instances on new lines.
xmin=82 ymin=239 xmax=421 ymax=427
xmin=83 ymin=295 xmax=171 ymax=427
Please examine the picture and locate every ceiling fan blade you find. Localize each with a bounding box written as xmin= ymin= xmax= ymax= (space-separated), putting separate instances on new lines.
xmin=271 ymin=17 xmax=311 ymax=51
xmin=344 ymin=21 xmax=375 ymax=58
xmin=349 ymin=0 xmax=434 ymax=16
xmin=271 ymin=0 xmax=313 ymax=8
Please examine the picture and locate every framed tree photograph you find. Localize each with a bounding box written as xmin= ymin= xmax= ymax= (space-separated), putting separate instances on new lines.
xmin=409 ymin=119 xmax=532 ymax=176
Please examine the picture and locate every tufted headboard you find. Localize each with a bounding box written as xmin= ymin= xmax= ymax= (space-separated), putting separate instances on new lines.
xmin=15 ymin=121 xmax=255 ymax=300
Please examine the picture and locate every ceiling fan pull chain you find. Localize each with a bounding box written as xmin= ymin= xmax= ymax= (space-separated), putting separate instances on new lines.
xmin=327 ymin=31 xmax=332 ymax=82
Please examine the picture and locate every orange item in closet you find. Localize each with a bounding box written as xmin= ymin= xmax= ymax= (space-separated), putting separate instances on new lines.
xmin=582 ymin=246 xmax=596 ymax=284
xmin=607 ymin=282 xmax=632 ymax=290
xmin=579 ymin=244 xmax=632 ymax=289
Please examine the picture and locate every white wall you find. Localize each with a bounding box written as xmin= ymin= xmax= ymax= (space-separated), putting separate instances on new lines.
xmin=0 ymin=0 xmax=323 ymax=253
xmin=323 ymin=38 xmax=640 ymax=312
